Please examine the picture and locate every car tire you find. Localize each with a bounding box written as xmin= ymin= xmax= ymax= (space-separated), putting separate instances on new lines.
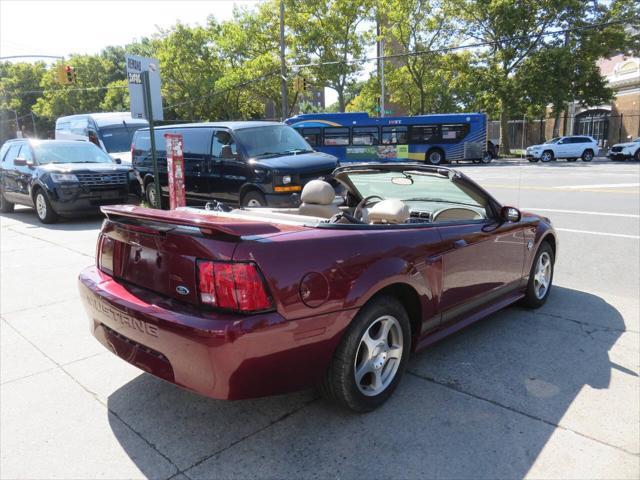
xmin=425 ymin=149 xmax=445 ymax=165
xmin=34 ymin=189 xmax=58 ymax=224
xmin=540 ymin=150 xmax=554 ymax=162
xmin=241 ymin=190 xmax=267 ymax=207
xmin=521 ymin=241 xmax=555 ymax=309
xmin=480 ymin=151 xmax=492 ymax=164
xmin=581 ymin=149 xmax=594 ymax=162
xmin=0 ymin=191 xmax=14 ymax=213
xmin=634 ymin=150 xmax=640 ymax=162
xmin=320 ymin=296 xmax=411 ymax=412
xmin=567 ymin=157 xmax=577 ymax=162
xmin=145 ymin=181 xmax=163 ymax=209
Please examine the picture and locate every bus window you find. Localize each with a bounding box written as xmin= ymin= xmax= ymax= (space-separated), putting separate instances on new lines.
xmin=352 ymin=127 xmax=379 ymax=146
xmin=441 ymin=124 xmax=469 ymax=142
xmin=301 ymin=128 xmax=321 ymax=147
xmin=409 ymin=125 xmax=439 ymax=144
xmin=323 ymin=127 xmax=350 ymax=146
xmin=381 ymin=126 xmax=408 ymax=145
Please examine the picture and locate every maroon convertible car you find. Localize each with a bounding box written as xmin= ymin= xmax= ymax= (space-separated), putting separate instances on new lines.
xmin=79 ymin=163 xmax=556 ymax=412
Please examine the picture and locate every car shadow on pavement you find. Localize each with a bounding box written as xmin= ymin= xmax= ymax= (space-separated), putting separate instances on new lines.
xmin=106 ymin=286 xmax=634 ymax=478
xmin=0 ymin=207 xmax=104 ymax=231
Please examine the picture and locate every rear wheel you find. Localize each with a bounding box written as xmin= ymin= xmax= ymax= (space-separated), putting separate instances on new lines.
xmin=634 ymin=150 xmax=640 ymax=162
xmin=0 ymin=190 xmax=14 ymax=213
xmin=522 ymin=242 xmax=554 ymax=309
xmin=581 ymin=149 xmax=594 ymax=162
xmin=320 ymin=296 xmax=411 ymax=412
xmin=480 ymin=151 xmax=492 ymax=164
xmin=540 ymin=150 xmax=554 ymax=162
xmin=425 ymin=149 xmax=445 ymax=165
xmin=145 ymin=181 xmax=161 ymax=208
xmin=241 ymin=190 xmax=267 ymax=207
xmin=34 ymin=190 xmax=58 ymax=224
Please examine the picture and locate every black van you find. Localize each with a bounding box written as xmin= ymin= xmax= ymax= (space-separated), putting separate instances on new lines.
xmin=131 ymin=121 xmax=338 ymax=208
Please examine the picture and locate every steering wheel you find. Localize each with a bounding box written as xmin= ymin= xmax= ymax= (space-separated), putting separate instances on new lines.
xmin=329 ymin=211 xmax=365 ymax=224
xmin=354 ymin=195 xmax=384 ymax=221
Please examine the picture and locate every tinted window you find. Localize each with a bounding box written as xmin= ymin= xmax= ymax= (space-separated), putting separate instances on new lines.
xmin=352 ymin=127 xmax=379 ymax=146
xmin=235 ymin=125 xmax=312 ymax=157
xmin=134 ymin=128 xmax=212 ymax=157
xmin=409 ymin=125 xmax=439 ymax=143
xmin=441 ymin=124 xmax=468 ymax=142
xmin=381 ymin=126 xmax=408 ymax=145
xmin=301 ymin=128 xmax=321 ymax=147
xmin=323 ymin=127 xmax=350 ymax=146
xmin=2 ymin=144 xmax=22 ymax=167
xmin=100 ymin=125 xmax=146 ymax=153
xmin=212 ymin=130 xmax=237 ymax=158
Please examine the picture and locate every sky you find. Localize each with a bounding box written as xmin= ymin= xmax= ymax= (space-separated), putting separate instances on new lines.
xmin=0 ymin=0 xmax=339 ymax=105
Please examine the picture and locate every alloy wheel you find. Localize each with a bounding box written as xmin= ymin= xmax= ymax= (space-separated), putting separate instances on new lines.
xmin=534 ymin=251 xmax=552 ymax=299
xmin=541 ymin=152 xmax=552 ymax=162
xmin=246 ymin=198 xmax=262 ymax=207
xmin=36 ymin=193 xmax=47 ymax=220
xmin=354 ymin=315 xmax=404 ymax=396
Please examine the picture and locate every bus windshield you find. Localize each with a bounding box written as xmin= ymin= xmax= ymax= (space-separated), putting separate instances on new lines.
xmin=100 ymin=125 xmax=144 ymax=153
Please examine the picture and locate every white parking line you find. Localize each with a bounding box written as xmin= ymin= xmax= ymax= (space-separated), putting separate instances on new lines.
xmin=523 ymin=208 xmax=640 ymax=219
xmin=554 ymin=183 xmax=640 ymax=189
xmin=556 ymin=228 xmax=640 ymax=239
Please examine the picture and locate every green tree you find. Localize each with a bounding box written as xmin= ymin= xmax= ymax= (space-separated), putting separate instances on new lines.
xmin=288 ymin=0 xmax=374 ymax=112
xmin=0 ymin=61 xmax=48 ymax=138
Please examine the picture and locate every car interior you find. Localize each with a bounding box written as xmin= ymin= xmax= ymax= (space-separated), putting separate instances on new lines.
xmin=200 ymin=177 xmax=490 ymax=227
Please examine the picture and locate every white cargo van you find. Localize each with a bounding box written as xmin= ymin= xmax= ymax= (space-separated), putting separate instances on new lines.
xmin=55 ymin=112 xmax=148 ymax=164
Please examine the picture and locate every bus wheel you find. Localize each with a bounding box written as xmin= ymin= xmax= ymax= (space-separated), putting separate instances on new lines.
xmin=426 ymin=149 xmax=445 ymax=165
xmin=481 ymin=151 xmax=493 ymax=164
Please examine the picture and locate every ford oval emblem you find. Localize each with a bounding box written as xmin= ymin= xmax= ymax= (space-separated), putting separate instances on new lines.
xmin=176 ymin=285 xmax=190 ymax=296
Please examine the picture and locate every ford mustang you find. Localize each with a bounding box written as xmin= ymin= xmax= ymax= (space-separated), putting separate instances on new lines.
xmin=78 ymin=163 xmax=557 ymax=412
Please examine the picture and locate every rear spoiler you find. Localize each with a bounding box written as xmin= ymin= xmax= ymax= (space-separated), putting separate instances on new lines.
xmin=101 ymin=205 xmax=289 ymax=238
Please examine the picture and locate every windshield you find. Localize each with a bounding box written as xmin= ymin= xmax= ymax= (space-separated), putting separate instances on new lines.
xmin=632 ymin=137 xmax=640 ymax=143
xmin=99 ymin=125 xmax=144 ymax=153
xmin=33 ymin=142 xmax=115 ymax=164
xmin=544 ymin=137 xmax=561 ymax=144
xmin=346 ymin=170 xmax=485 ymax=208
xmin=234 ymin=125 xmax=313 ymax=158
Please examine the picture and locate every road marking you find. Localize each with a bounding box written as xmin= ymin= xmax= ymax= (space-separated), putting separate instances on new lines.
xmin=554 ymin=183 xmax=640 ymax=189
xmin=522 ymin=208 xmax=640 ymax=219
xmin=556 ymin=228 xmax=639 ymax=239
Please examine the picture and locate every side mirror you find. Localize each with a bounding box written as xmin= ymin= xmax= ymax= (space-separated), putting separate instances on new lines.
xmin=14 ymin=157 xmax=27 ymax=166
xmin=501 ymin=206 xmax=521 ymax=223
xmin=113 ymin=158 xmax=122 ymax=164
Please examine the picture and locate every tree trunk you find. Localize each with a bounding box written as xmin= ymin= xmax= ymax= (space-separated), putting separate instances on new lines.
xmin=338 ymin=89 xmax=346 ymax=112
xmin=499 ymin=103 xmax=511 ymax=156
xmin=552 ymin=107 xmax=562 ymax=138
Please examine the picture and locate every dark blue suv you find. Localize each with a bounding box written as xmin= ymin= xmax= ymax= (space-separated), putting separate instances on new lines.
xmin=131 ymin=121 xmax=338 ymax=208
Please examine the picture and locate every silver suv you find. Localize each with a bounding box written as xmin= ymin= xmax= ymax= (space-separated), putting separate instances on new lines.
xmin=526 ymin=136 xmax=598 ymax=163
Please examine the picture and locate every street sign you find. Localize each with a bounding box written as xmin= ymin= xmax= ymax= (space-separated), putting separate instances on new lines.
xmin=165 ymin=133 xmax=186 ymax=210
xmin=125 ymin=54 xmax=163 ymax=121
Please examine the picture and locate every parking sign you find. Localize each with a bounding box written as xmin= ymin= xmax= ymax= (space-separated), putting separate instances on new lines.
xmin=125 ymin=54 xmax=164 ymax=121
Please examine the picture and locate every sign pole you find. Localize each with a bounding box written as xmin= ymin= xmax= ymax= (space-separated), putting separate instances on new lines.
xmin=142 ymin=71 xmax=162 ymax=209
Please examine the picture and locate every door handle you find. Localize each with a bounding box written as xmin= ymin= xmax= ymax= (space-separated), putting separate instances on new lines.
xmin=453 ymin=239 xmax=467 ymax=249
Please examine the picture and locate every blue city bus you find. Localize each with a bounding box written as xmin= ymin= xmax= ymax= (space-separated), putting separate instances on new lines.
xmin=285 ymin=112 xmax=492 ymax=165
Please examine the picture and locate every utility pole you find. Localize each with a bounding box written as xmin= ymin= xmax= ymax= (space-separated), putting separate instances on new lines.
xmin=376 ymin=18 xmax=385 ymax=117
xmin=279 ymin=0 xmax=288 ymax=120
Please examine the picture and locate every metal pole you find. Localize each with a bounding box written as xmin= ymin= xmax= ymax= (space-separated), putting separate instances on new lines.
xmin=279 ymin=0 xmax=288 ymax=120
xmin=380 ymin=37 xmax=385 ymax=118
xmin=142 ymin=71 xmax=162 ymax=209
xmin=30 ymin=112 xmax=37 ymax=137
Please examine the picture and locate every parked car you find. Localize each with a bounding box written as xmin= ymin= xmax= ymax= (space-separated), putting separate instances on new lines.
xmin=0 ymin=139 xmax=131 ymax=223
xmin=132 ymin=122 xmax=339 ymax=208
xmin=55 ymin=112 xmax=148 ymax=164
xmin=608 ymin=137 xmax=640 ymax=162
xmin=526 ymin=136 xmax=598 ymax=162
xmin=79 ymin=163 xmax=557 ymax=412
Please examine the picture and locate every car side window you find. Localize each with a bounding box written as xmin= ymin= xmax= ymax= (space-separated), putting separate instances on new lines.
xmin=212 ymin=130 xmax=237 ymax=159
xmin=18 ymin=145 xmax=33 ymax=162
xmin=3 ymin=145 xmax=22 ymax=167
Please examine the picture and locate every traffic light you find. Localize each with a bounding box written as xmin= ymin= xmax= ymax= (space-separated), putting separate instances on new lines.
xmin=294 ymin=76 xmax=309 ymax=92
xmin=56 ymin=64 xmax=76 ymax=85
xmin=302 ymin=77 xmax=308 ymax=92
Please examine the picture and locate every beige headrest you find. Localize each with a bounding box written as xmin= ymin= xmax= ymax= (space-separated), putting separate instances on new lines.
xmin=368 ymin=199 xmax=410 ymax=224
xmin=301 ymin=180 xmax=335 ymax=205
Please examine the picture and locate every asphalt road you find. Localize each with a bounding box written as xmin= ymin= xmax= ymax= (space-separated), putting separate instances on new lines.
xmin=1 ymin=158 xmax=639 ymax=479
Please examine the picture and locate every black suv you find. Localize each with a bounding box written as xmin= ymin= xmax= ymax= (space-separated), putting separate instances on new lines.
xmin=132 ymin=121 xmax=338 ymax=208
xmin=0 ymin=139 xmax=131 ymax=223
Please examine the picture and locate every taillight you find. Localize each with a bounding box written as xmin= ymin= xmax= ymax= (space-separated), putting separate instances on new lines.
xmin=97 ymin=235 xmax=114 ymax=275
xmin=197 ymin=260 xmax=273 ymax=312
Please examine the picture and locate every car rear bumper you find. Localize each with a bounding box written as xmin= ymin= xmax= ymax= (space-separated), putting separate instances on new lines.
xmin=78 ymin=266 xmax=354 ymax=400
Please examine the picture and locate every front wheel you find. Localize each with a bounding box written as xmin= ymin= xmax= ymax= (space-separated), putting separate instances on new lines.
xmin=540 ymin=150 xmax=554 ymax=162
xmin=480 ymin=152 xmax=493 ymax=164
xmin=241 ymin=190 xmax=267 ymax=207
xmin=34 ymin=190 xmax=58 ymax=224
xmin=145 ymin=181 xmax=161 ymax=209
xmin=581 ymin=149 xmax=594 ymax=162
xmin=320 ymin=296 xmax=411 ymax=412
xmin=522 ymin=242 xmax=555 ymax=309
xmin=634 ymin=150 xmax=640 ymax=162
